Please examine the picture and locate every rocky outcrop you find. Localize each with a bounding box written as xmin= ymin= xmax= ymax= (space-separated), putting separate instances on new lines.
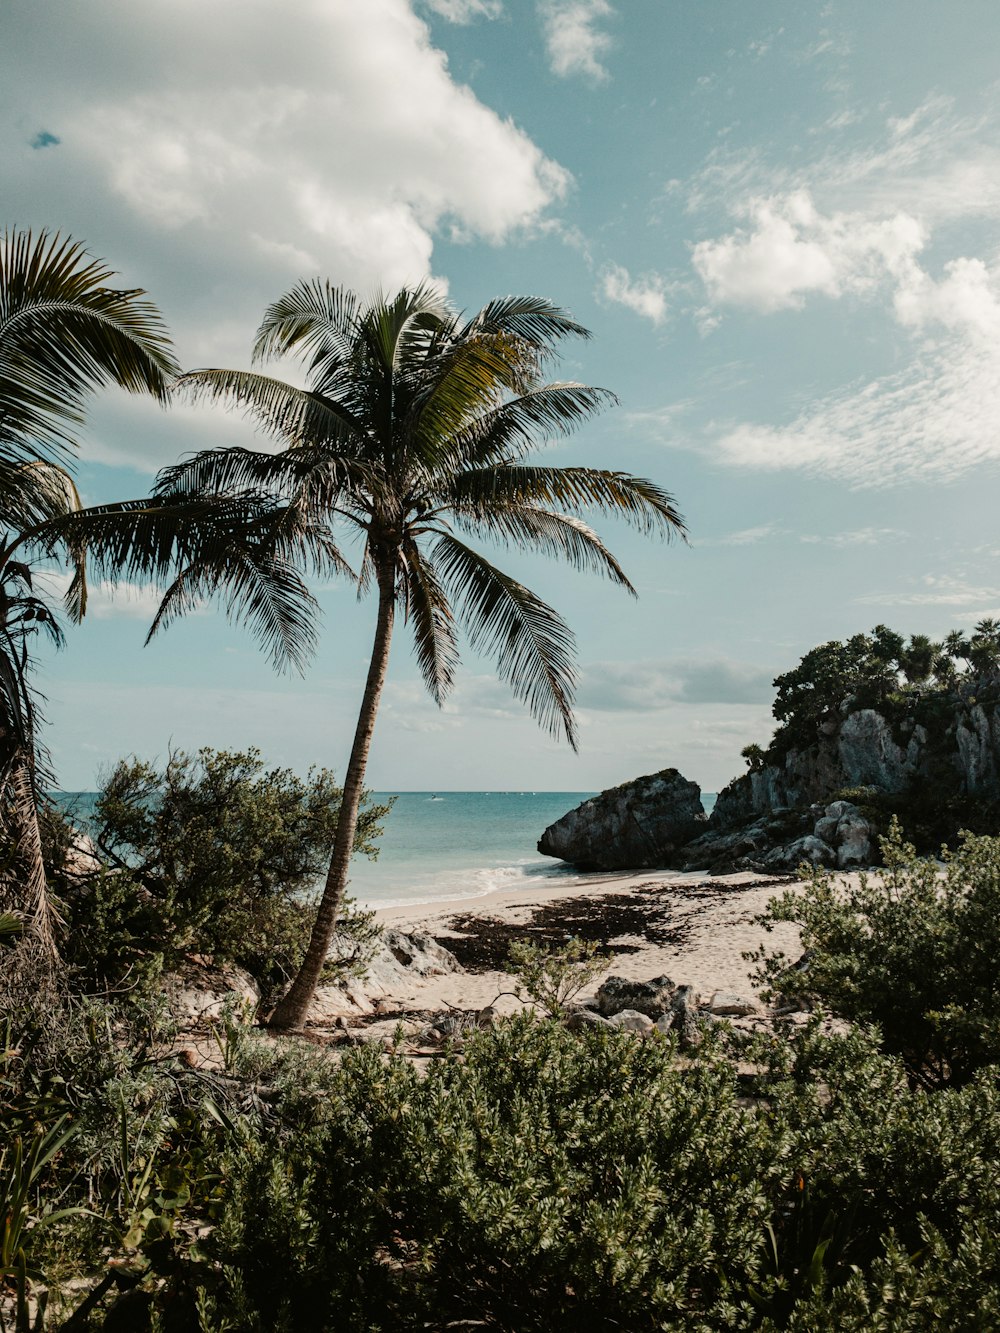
xmin=713 ymin=697 xmax=1000 ymax=835
xmin=677 ymin=799 xmax=874 ymax=874
xmin=539 ymin=689 xmax=1000 ymax=874
xmin=537 ymin=769 xmax=705 ymax=870
xmin=311 ymin=929 xmax=465 ymax=1019
xmin=163 ymin=960 xmax=261 ymax=1027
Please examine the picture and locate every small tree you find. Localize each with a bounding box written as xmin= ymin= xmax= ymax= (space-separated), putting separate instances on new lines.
xmin=58 ymin=748 xmax=391 ymax=998
xmin=740 ymin=742 xmax=766 ymax=771
xmin=508 ymin=937 xmax=607 ymax=1016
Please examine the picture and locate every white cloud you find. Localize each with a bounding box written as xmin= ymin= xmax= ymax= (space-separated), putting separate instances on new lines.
xmin=712 ymin=295 xmax=1000 ymax=487
xmin=599 ymin=263 xmax=668 ymax=324
xmin=682 ymin=94 xmax=1000 ymax=228
xmin=894 ymin=256 xmax=1000 ymax=340
xmin=423 ymin=0 xmax=502 ymax=19
xmin=684 ymin=92 xmax=1000 ymax=488
xmin=579 ymin=657 xmax=774 ymax=710
xmin=702 ymin=524 xmax=779 ymax=547
xmin=855 ymin=576 xmax=1000 ymax=608
xmin=827 ymin=527 xmax=905 ymax=547
xmin=2 ymin=0 xmax=570 ymax=354
xmin=537 ymin=0 xmax=615 ymax=82
xmin=692 ymin=189 xmax=924 ymax=312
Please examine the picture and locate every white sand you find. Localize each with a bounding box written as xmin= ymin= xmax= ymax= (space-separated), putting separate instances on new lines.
xmin=369 ymin=868 xmax=805 ymax=1015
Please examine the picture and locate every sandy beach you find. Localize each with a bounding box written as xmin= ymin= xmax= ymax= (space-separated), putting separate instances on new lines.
xmin=365 ymin=868 xmax=806 ymax=1017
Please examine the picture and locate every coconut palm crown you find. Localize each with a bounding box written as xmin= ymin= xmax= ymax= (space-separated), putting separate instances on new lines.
xmin=165 ymin=283 xmax=686 ymax=1027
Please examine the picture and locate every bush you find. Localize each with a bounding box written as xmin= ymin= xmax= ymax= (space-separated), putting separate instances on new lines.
xmin=752 ymin=820 xmax=1000 ymax=1087
xmin=507 ymin=937 xmax=607 ymax=1015
xmin=7 ymin=999 xmax=1000 ymax=1329
xmin=193 ymin=1017 xmax=1000 ymax=1331
xmin=53 ymin=748 xmax=391 ymax=997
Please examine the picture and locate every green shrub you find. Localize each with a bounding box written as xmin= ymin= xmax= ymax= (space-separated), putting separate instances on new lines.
xmin=507 ymin=936 xmax=607 ymax=1015
xmin=8 ymin=1000 xmax=1000 ymax=1330
xmin=54 ymin=747 xmax=391 ymax=997
xmin=752 ymin=820 xmax=1000 ymax=1086
xmin=189 ymin=1017 xmax=1000 ymax=1331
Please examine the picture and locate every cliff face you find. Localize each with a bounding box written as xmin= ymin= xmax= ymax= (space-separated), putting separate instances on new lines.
xmin=538 ymin=691 xmax=1000 ymax=874
xmin=712 ymin=697 xmax=1000 ymax=831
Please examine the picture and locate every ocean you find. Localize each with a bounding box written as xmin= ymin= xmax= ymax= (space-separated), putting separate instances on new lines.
xmin=52 ymin=789 xmax=717 ymax=910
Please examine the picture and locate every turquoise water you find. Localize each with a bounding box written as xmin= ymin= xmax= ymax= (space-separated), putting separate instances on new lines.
xmin=53 ymin=789 xmax=717 ymax=909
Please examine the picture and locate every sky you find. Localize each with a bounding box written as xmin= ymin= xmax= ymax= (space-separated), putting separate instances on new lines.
xmin=5 ymin=0 xmax=1000 ymax=794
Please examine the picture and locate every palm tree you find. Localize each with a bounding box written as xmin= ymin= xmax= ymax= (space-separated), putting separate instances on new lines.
xmin=166 ymin=282 xmax=686 ymax=1028
xmin=0 ymin=231 xmax=326 ymax=955
xmin=0 ymin=229 xmax=177 ymax=951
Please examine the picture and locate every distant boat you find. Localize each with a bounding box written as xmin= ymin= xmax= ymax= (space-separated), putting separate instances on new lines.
xmin=430 ymin=795 xmax=444 ymax=801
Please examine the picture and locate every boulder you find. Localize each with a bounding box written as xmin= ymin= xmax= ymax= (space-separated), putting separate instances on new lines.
xmin=594 ymin=974 xmax=676 ymax=1018
xmin=565 ymin=1008 xmax=612 ymax=1032
xmin=538 ymin=769 xmax=704 ymax=870
xmin=708 ymin=992 xmax=761 ymax=1017
xmin=163 ymin=961 xmax=260 ymax=1027
xmin=63 ymin=829 xmax=103 ymax=879
xmin=607 ymin=1009 xmax=654 ymax=1034
xmin=762 ymin=835 xmax=836 ymax=871
xmin=669 ymin=985 xmax=706 ymax=1049
xmin=812 ymin=814 xmax=840 ymax=844
xmin=836 ymin=814 xmax=873 ymax=868
xmin=307 ymin=930 xmax=465 ymax=1020
xmin=381 ymin=930 xmax=464 ymax=977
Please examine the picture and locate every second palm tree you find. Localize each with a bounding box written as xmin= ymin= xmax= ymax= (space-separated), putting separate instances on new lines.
xmin=168 ymin=283 xmax=687 ymax=1029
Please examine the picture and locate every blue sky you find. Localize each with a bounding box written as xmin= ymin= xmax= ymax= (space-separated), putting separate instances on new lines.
xmin=5 ymin=0 xmax=1000 ymax=793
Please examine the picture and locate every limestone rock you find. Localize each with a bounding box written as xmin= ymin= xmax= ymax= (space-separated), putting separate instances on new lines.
xmin=812 ymin=814 xmax=840 ymax=844
xmin=565 ymin=1008 xmax=612 ymax=1032
xmin=308 ymin=930 xmax=464 ymax=1020
xmin=595 ymin=974 xmax=676 ymax=1018
xmin=835 ymin=814 xmax=873 ymax=868
xmin=163 ymin=961 xmax=260 ymax=1028
xmin=669 ymin=985 xmax=706 ymax=1049
xmin=762 ymin=835 xmax=836 ymax=871
xmin=607 ymin=1008 xmax=654 ymax=1033
xmin=708 ymin=992 xmax=761 ymax=1017
xmin=538 ymin=769 xmax=704 ymax=870
xmin=381 ymin=930 xmax=463 ymax=977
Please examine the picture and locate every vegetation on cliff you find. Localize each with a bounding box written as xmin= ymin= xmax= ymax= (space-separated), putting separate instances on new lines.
xmin=726 ymin=621 xmax=1000 ymax=848
xmin=764 ymin=621 xmax=1000 ymax=762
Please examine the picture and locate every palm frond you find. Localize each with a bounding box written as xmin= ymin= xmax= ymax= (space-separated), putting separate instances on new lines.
xmin=25 ymin=492 xmax=328 ymax=672
xmin=399 ymin=538 xmax=460 ymax=704
xmin=433 ymin=533 xmax=578 ymax=748
xmin=450 ymin=506 xmax=636 ymax=592
xmin=443 ymin=465 xmax=687 ymax=539
xmin=252 ymin=280 xmax=361 ymax=369
xmin=175 ymin=369 xmax=366 ymax=448
xmin=463 ymin=295 xmax=591 ymax=359
xmin=0 ymin=460 xmax=82 ymax=536
xmin=0 ymin=229 xmax=176 ymax=461
xmin=155 ymin=447 xmax=376 ymax=545
xmin=358 ymin=284 xmax=452 ymax=375
xmin=409 ymin=331 xmax=542 ymax=466
xmin=146 ymin=548 xmax=319 ymax=675
xmin=431 ymin=383 xmax=618 ymax=475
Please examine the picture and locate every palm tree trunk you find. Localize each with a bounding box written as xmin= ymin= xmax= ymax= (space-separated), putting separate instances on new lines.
xmin=268 ymin=560 xmax=396 ymax=1030
xmin=2 ymin=750 xmax=57 ymax=961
